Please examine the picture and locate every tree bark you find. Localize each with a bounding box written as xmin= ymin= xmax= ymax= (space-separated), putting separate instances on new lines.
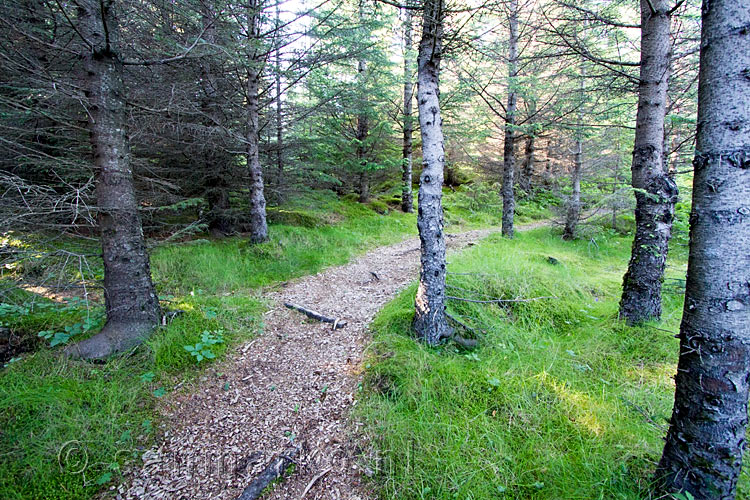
xmin=564 ymin=73 xmax=585 ymax=240
xmin=246 ymin=0 xmax=268 ymax=244
xmin=563 ymin=133 xmax=583 ymax=239
xmin=501 ymin=0 xmax=518 ymax=238
xmin=413 ymin=0 xmax=452 ymax=345
xmin=655 ymin=1 xmax=750 ymax=498
xmin=200 ymin=1 xmax=234 ymax=237
xmin=612 ymin=145 xmax=621 ymax=231
xmin=519 ymin=134 xmax=535 ymax=194
xmin=618 ymin=0 xmax=678 ymax=324
xmin=65 ymin=0 xmax=160 ymax=359
xmin=401 ymin=8 xmax=414 ymax=213
xmin=275 ymin=1 xmax=284 ymax=193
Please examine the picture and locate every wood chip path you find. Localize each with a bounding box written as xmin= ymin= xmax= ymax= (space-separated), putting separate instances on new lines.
xmin=117 ymin=221 xmax=548 ymax=500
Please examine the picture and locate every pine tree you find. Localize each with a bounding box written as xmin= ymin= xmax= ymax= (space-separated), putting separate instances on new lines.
xmin=655 ymin=0 xmax=750 ymax=497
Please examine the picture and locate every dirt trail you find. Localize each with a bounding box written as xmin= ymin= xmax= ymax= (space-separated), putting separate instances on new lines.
xmin=120 ymin=221 xmax=548 ymax=500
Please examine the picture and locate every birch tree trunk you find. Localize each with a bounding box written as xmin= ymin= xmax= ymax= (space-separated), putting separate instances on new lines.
xmin=618 ymin=0 xmax=678 ymax=324
xmin=246 ymin=0 xmax=268 ymax=244
xmin=401 ymin=8 xmax=414 ymax=213
xmin=65 ymin=0 xmax=160 ymax=359
xmin=501 ymin=0 xmax=518 ymax=238
xmin=413 ymin=0 xmax=452 ymax=345
xmin=656 ymin=1 xmax=750 ymax=497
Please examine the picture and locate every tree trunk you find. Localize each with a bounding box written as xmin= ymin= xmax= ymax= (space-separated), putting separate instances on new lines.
xmin=655 ymin=1 xmax=750 ymax=497
xmin=564 ymin=72 xmax=585 ymax=240
xmin=275 ymin=2 xmax=284 ymax=191
xmin=519 ymin=134 xmax=535 ymax=194
xmin=201 ymin=2 xmax=234 ymax=237
xmin=612 ymin=148 xmax=620 ymax=231
xmin=401 ymin=8 xmax=414 ymax=213
xmin=65 ymin=0 xmax=160 ymax=359
xmin=413 ymin=0 xmax=452 ymax=345
xmin=206 ymin=184 xmax=233 ymax=237
xmin=358 ymin=170 xmax=369 ymax=203
xmin=618 ymin=0 xmax=678 ymax=324
xmin=501 ymin=0 xmax=518 ymax=238
xmin=356 ymin=0 xmax=370 ymax=204
xmin=246 ymin=0 xmax=268 ymax=244
xmin=563 ymin=133 xmax=583 ymax=239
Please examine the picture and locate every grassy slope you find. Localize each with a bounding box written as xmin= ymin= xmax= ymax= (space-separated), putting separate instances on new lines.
xmin=0 ymin=189 xmax=553 ymax=500
xmin=357 ymin=227 xmax=748 ymax=499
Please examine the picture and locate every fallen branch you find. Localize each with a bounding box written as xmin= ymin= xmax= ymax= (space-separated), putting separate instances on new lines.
xmin=284 ymin=302 xmax=347 ymax=329
xmin=447 ymin=271 xmax=501 ymax=277
xmin=300 ymin=468 xmax=331 ymax=499
xmin=446 ymin=295 xmax=557 ymax=304
xmin=236 ymin=446 xmax=299 ymax=500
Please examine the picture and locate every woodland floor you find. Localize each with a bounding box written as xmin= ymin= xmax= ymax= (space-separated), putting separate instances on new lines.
xmin=117 ymin=221 xmax=548 ymax=500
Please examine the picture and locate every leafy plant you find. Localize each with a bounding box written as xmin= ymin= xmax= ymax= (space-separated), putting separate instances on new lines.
xmin=183 ymin=330 xmax=224 ymax=362
xmin=37 ymin=314 xmax=104 ymax=347
xmin=672 ymin=492 xmax=695 ymax=500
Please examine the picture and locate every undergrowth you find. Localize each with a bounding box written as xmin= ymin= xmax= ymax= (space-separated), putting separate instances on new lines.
xmin=0 ymin=188 xmax=554 ymax=499
xmin=356 ymin=227 xmax=744 ymax=499
xmin=150 ymin=187 xmax=553 ymax=294
xmin=0 ymin=292 xmax=263 ymax=500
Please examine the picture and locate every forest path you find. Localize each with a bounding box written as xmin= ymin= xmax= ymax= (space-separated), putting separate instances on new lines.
xmin=121 ymin=220 xmax=550 ymax=500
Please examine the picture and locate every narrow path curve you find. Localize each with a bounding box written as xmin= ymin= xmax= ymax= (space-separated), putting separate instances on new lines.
xmin=121 ymin=221 xmax=548 ymax=500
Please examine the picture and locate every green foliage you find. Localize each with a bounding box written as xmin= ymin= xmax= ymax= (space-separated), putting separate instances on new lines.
xmin=0 ymin=292 xmax=261 ymax=499
xmin=183 ymin=330 xmax=225 ymax=362
xmin=300 ymin=3 xmax=401 ymax=186
xmin=37 ymin=314 xmax=104 ymax=347
xmin=442 ymin=183 xmax=557 ymax=228
xmin=0 ymin=297 xmax=106 ymax=357
xmin=671 ymin=202 xmax=691 ymax=249
xmin=266 ymin=208 xmax=332 ymax=228
xmin=368 ymin=200 xmax=390 ymax=215
xmin=357 ymin=227 xmax=702 ymax=499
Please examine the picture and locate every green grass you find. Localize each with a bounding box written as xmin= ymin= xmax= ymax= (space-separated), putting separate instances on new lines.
xmin=0 ymin=350 xmax=154 ymax=499
xmin=0 ymin=188 xmax=553 ymax=499
xmin=150 ymin=198 xmax=415 ymax=294
xmin=356 ymin=226 xmax=743 ymax=499
xmin=0 ymin=293 xmax=263 ymax=500
xmin=149 ymin=188 xmax=553 ymax=295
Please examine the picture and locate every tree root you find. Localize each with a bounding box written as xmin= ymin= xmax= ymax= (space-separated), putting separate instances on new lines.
xmin=63 ymin=320 xmax=155 ymax=360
